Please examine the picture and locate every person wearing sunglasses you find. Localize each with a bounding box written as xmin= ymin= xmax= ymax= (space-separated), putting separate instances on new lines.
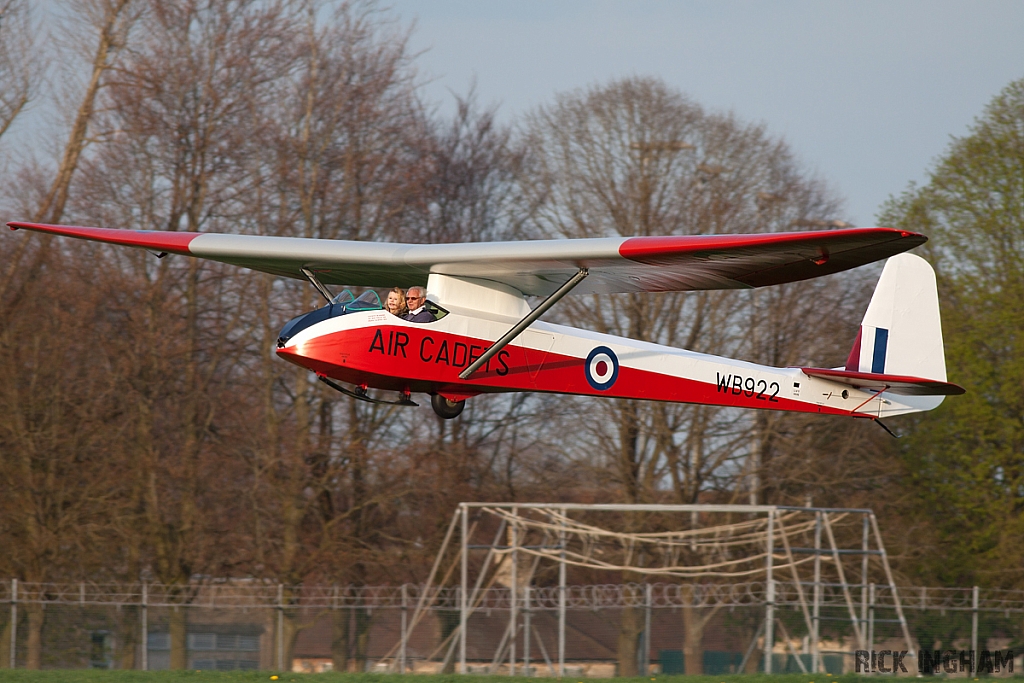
xmin=401 ymin=286 xmax=435 ymax=323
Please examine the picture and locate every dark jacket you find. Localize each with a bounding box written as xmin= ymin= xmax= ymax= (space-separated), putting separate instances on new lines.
xmin=402 ymin=308 xmax=436 ymax=323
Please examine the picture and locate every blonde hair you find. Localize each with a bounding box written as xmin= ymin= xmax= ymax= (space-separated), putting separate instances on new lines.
xmin=386 ymin=287 xmax=408 ymax=317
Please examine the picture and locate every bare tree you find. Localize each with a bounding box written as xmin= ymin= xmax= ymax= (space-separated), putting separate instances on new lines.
xmin=235 ymin=0 xmax=430 ymax=666
xmin=517 ymin=76 xmax=859 ymax=674
xmin=0 ymin=0 xmax=38 ymax=140
xmin=407 ymin=85 xmax=525 ymax=244
xmin=65 ymin=0 xmax=300 ymax=667
xmin=0 ymin=15 xmax=906 ymax=683
xmin=0 ymin=0 xmax=141 ymax=669
xmin=0 ymin=256 xmax=132 ymax=669
xmin=0 ymin=0 xmax=139 ymax=324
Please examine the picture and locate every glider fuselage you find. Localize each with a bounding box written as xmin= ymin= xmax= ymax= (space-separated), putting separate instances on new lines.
xmin=275 ymin=306 xmax=934 ymax=419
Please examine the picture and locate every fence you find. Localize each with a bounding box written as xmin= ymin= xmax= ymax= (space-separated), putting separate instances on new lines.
xmin=0 ymin=579 xmax=1021 ymax=674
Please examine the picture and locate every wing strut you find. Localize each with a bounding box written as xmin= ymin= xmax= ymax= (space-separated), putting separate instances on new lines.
xmin=459 ymin=268 xmax=589 ymax=380
xmin=300 ymin=267 xmax=334 ymax=304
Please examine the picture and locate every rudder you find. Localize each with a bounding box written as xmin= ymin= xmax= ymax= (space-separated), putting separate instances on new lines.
xmin=844 ymin=253 xmax=946 ymax=382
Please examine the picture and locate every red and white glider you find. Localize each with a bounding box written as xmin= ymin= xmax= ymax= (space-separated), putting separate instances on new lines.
xmin=8 ymin=222 xmax=962 ymax=425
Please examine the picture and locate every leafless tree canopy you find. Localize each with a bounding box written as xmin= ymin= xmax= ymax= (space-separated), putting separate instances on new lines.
xmin=0 ymin=0 xmax=37 ymax=141
xmin=0 ymin=0 xmax=947 ymax=672
xmin=515 ymin=78 xmax=885 ymax=511
xmin=509 ymin=79 xmax=900 ymax=672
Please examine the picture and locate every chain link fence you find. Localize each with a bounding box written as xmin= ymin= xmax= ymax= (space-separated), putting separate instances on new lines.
xmin=0 ymin=579 xmax=1020 ymax=674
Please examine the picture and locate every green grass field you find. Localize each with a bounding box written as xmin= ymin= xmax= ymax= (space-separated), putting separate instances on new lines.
xmin=0 ymin=674 xmax=1016 ymax=683
xmin=0 ymin=674 xmax=890 ymax=683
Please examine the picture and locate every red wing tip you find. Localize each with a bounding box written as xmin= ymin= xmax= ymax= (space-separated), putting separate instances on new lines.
xmin=871 ymin=227 xmax=926 ymax=242
xmin=9 ymin=221 xmax=56 ymax=231
xmin=5 ymin=222 xmax=201 ymax=254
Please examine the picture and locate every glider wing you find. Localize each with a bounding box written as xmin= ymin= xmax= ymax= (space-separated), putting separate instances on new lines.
xmin=8 ymin=222 xmax=925 ymax=296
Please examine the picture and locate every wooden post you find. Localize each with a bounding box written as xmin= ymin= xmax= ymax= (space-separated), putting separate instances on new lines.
xmin=970 ymin=586 xmax=979 ymax=674
xmin=764 ymin=511 xmax=775 ymax=674
xmin=643 ymin=583 xmax=652 ymax=675
xmin=400 ymin=584 xmax=407 ymax=673
xmin=277 ymin=584 xmax=284 ymax=671
xmin=9 ymin=579 xmax=16 ymax=669
xmin=141 ymin=583 xmax=148 ymax=671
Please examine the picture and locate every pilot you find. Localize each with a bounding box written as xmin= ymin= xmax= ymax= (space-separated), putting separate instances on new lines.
xmin=385 ymin=287 xmax=408 ymax=317
xmin=402 ymin=286 xmax=435 ymax=323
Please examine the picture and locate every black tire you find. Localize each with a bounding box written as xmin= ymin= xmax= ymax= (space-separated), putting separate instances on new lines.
xmin=431 ymin=394 xmax=465 ymax=419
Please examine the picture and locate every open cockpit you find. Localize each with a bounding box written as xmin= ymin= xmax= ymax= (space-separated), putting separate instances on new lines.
xmin=276 ymin=289 xmax=382 ymax=348
xmin=276 ymin=288 xmax=449 ymax=348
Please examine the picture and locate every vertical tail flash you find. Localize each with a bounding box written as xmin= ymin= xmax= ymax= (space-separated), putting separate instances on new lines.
xmin=803 ymin=252 xmax=960 ymax=412
xmin=845 ymin=253 xmax=946 ymax=382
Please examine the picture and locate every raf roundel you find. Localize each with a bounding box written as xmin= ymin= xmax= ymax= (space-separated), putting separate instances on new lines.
xmin=585 ymin=346 xmax=619 ymax=391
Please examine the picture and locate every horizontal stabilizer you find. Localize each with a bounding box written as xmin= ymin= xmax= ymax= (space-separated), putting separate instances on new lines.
xmin=801 ymin=367 xmax=965 ymax=396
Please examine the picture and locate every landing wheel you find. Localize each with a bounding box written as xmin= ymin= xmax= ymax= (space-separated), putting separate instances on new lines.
xmin=431 ymin=394 xmax=465 ymax=419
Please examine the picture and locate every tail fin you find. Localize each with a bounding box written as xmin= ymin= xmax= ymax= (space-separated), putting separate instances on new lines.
xmin=844 ymin=253 xmax=946 ymax=382
xmin=801 ymin=253 xmax=961 ymax=413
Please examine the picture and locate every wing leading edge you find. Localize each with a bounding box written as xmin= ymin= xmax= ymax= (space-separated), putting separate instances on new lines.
xmin=7 ymin=222 xmax=925 ymax=296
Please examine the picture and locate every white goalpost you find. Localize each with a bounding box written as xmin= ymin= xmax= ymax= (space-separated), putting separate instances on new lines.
xmin=394 ymin=503 xmax=913 ymax=676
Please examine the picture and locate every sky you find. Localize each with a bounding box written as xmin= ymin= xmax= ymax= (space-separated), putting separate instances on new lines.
xmin=388 ymin=0 xmax=1024 ymax=227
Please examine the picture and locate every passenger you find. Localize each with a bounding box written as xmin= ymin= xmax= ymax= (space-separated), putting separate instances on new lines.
xmin=385 ymin=287 xmax=408 ymax=317
xmin=402 ymin=286 xmax=435 ymax=323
